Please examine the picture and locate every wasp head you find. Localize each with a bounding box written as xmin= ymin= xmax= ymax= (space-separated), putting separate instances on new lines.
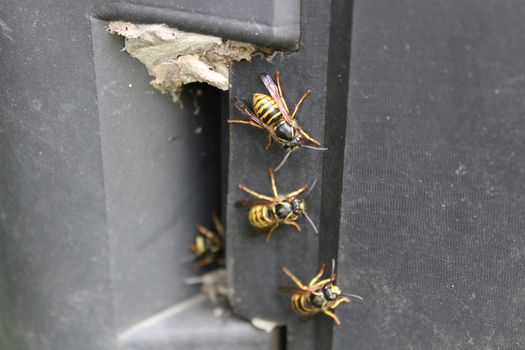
xmin=290 ymin=198 xmax=305 ymax=215
xmin=284 ymin=133 xmax=304 ymax=151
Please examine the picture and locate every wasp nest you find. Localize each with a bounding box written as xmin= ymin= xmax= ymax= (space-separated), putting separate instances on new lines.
xmin=108 ymin=21 xmax=256 ymax=101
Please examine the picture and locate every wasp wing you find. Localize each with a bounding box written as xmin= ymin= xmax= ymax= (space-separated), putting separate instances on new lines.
xmin=260 ymin=73 xmax=293 ymax=124
xmin=233 ymin=97 xmax=276 ymax=135
xmin=235 ymin=199 xmax=272 ymax=208
xmin=279 ymin=286 xmax=311 ymax=295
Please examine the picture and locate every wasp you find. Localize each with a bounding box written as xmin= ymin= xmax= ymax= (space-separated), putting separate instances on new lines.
xmin=189 ymin=211 xmax=225 ymax=268
xmin=236 ymin=168 xmax=318 ymax=242
xmin=229 ymin=71 xmax=327 ymax=172
xmin=280 ymin=260 xmax=362 ymax=325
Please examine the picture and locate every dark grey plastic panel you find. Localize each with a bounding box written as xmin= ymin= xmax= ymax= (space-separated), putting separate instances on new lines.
xmin=91 ymin=18 xmax=221 ymax=332
xmin=334 ymin=1 xmax=525 ymax=349
xmin=118 ymin=295 xmax=275 ymax=350
xmin=94 ymin=0 xmax=300 ymax=49
xmin=225 ymin=1 xmax=332 ymax=349
xmin=0 ymin=2 xmax=112 ymax=350
xmin=1 ymin=3 xmax=251 ymax=349
xmin=4 ymin=0 xmax=525 ymax=349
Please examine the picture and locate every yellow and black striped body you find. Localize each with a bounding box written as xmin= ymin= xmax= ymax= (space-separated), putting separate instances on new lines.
xmin=248 ymin=204 xmax=278 ymax=229
xmin=290 ymin=284 xmax=342 ymax=318
xmin=192 ymin=235 xmax=223 ymax=260
xmin=282 ymin=263 xmax=354 ymax=325
xmin=190 ymin=214 xmax=225 ymax=268
xmin=252 ymin=93 xmax=298 ymax=145
xmin=252 ymin=93 xmax=283 ymax=127
xmin=291 ymin=291 xmax=323 ymax=318
xmin=247 ymin=201 xmax=302 ymax=230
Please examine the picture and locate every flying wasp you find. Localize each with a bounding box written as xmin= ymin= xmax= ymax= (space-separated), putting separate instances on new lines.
xmin=229 ymin=71 xmax=327 ymax=172
xmin=236 ymin=168 xmax=318 ymax=242
xmin=189 ymin=211 xmax=225 ymax=268
xmin=280 ymin=260 xmax=363 ymax=325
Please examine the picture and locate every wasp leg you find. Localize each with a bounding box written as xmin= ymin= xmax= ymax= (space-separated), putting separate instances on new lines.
xmin=284 ymin=220 xmax=302 ymax=232
xmin=265 ymin=222 xmax=280 ymax=243
xmin=275 ymin=71 xmax=290 ymax=113
xmin=310 ymin=278 xmax=333 ymax=290
xmin=238 ymin=184 xmax=275 ymax=202
xmin=331 ymin=297 xmax=350 ymax=309
xmin=282 ymin=267 xmax=309 ymax=290
xmin=290 ymin=90 xmax=311 ymax=119
xmin=298 ymin=129 xmax=322 ymax=146
xmin=308 ymin=264 xmax=326 ymax=286
xmin=265 ymin=134 xmax=273 ymax=149
xmin=268 ymin=168 xmax=279 ymax=198
xmin=322 ymin=308 xmax=342 ymax=326
xmin=284 ymin=184 xmax=309 ymax=199
xmin=197 ymin=224 xmax=216 ymax=239
xmin=194 ymin=255 xmax=214 ymax=269
xmin=212 ymin=211 xmax=224 ymax=236
xmin=228 ymin=119 xmax=264 ymax=129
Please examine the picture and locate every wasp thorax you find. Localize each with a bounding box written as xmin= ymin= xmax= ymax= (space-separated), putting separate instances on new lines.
xmin=275 ymin=198 xmax=304 ymax=219
xmin=275 ymin=122 xmax=294 ymax=140
xmin=275 ymin=202 xmax=293 ymax=219
xmin=310 ymin=292 xmax=325 ymax=307
xmin=322 ymin=284 xmax=340 ymax=301
xmin=276 ymin=123 xmax=304 ymax=150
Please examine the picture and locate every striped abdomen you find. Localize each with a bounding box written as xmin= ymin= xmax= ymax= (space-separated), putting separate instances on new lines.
xmin=248 ymin=204 xmax=277 ymax=229
xmin=291 ymin=293 xmax=320 ymax=317
xmin=252 ymin=93 xmax=283 ymax=127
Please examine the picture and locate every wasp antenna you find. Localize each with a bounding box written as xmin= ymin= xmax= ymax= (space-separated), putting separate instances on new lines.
xmin=274 ymin=149 xmax=293 ymax=172
xmin=305 ymin=179 xmax=318 ymax=196
xmin=343 ymin=294 xmax=364 ymax=301
xmin=303 ymin=211 xmax=318 ymax=234
xmin=331 ymin=259 xmax=337 ymax=279
xmin=303 ymin=145 xmax=328 ymax=151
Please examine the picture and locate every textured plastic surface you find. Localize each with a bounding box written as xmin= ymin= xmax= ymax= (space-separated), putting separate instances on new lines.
xmin=118 ymin=295 xmax=275 ymax=349
xmin=91 ymin=18 xmax=222 ymax=332
xmin=0 ymin=5 xmax=243 ymax=349
xmin=334 ymin=1 xmax=525 ymax=349
xmin=0 ymin=3 xmax=112 ymax=349
xmin=95 ymin=0 xmax=300 ymax=49
xmin=227 ymin=1 xmax=525 ymax=349
xmin=3 ymin=0 xmax=525 ymax=349
xmin=225 ymin=0 xmax=332 ymax=349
